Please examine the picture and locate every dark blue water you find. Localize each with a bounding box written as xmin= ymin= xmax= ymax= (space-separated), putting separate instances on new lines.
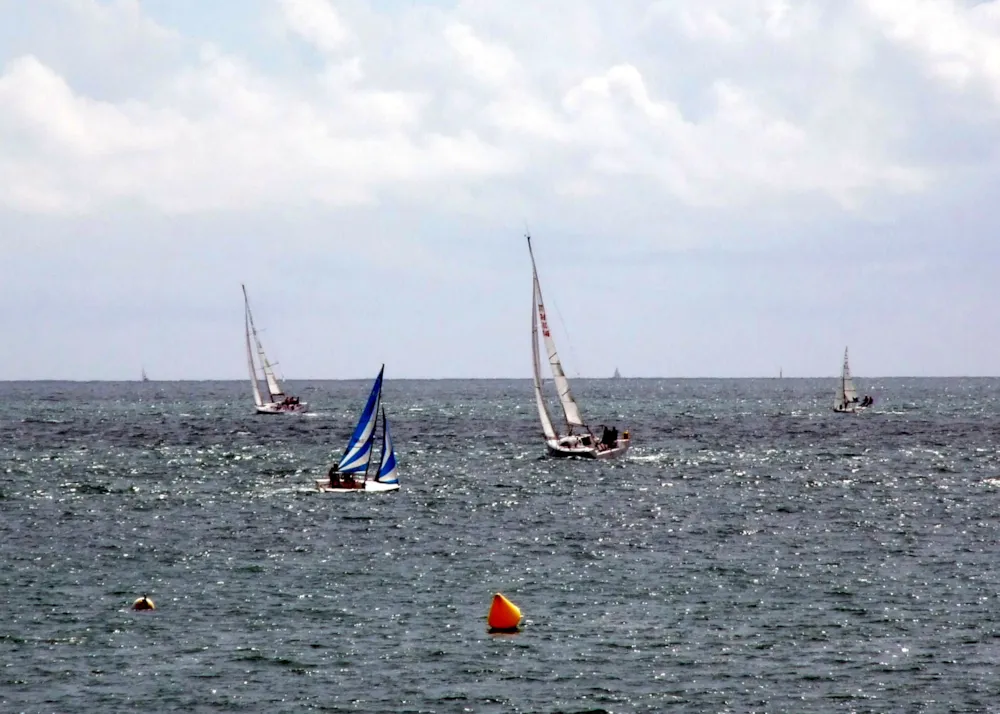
xmin=3 ymin=378 xmax=1000 ymax=713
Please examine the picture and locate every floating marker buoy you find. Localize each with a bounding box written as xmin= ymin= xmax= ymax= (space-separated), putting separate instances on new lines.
xmin=487 ymin=592 xmax=521 ymax=632
xmin=131 ymin=595 xmax=155 ymax=611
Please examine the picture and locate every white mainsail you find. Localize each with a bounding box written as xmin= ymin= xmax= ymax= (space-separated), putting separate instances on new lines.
xmin=528 ymin=238 xmax=585 ymax=429
xmin=531 ymin=279 xmax=558 ymax=440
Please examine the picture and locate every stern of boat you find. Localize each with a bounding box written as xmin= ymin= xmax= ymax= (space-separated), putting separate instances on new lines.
xmin=593 ymin=436 xmax=631 ymax=460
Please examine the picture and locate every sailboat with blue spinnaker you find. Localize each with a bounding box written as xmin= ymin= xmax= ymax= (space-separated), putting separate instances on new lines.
xmin=316 ymin=365 xmax=400 ymax=492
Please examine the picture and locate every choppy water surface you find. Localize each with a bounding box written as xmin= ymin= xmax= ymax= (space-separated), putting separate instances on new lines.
xmin=3 ymin=378 xmax=1000 ymax=713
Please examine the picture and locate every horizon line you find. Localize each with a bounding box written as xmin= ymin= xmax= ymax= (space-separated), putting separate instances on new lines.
xmin=3 ymin=375 xmax=1000 ymax=382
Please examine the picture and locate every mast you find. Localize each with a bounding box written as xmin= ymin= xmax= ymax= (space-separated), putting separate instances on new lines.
xmin=243 ymin=285 xmax=264 ymax=407
xmin=526 ymin=234 xmax=585 ymax=430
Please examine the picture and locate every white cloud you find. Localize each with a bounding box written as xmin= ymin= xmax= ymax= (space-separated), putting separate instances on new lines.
xmin=444 ymin=23 xmax=520 ymax=86
xmin=277 ymin=0 xmax=349 ymax=54
xmin=862 ymin=0 xmax=1000 ymax=103
xmin=0 ymin=34 xmax=517 ymax=213
xmin=559 ymin=63 xmax=928 ymax=207
xmin=0 ymin=0 xmax=993 ymax=221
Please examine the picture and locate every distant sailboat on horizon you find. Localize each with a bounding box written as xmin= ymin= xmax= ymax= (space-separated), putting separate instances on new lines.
xmin=141 ymin=367 xmax=150 ymax=382
xmin=612 ymin=367 xmax=622 ymax=379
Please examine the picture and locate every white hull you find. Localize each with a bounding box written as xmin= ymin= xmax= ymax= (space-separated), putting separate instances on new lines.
xmin=545 ymin=436 xmax=631 ymax=460
xmin=256 ymin=402 xmax=309 ymax=415
xmin=315 ymin=479 xmax=400 ymax=493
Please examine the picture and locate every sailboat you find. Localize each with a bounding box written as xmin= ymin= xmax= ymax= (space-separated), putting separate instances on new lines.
xmin=833 ymin=347 xmax=870 ymax=413
xmin=242 ymin=284 xmax=308 ymax=414
xmin=528 ymin=235 xmax=631 ymax=459
xmin=141 ymin=367 xmax=150 ymax=382
xmin=612 ymin=367 xmax=622 ymax=379
xmin=316 ymin=365 xmax=400 ymax=492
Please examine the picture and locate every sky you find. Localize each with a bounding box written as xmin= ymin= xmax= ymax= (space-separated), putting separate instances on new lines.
xmin=2 ymin=0 xmax=1000 ymax=379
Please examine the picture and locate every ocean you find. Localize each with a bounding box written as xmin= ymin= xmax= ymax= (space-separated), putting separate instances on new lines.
xmin=2 ymin=377 xmax=1000 ymax=713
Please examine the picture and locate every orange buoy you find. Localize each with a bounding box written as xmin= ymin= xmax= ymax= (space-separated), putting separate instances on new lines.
xmin=487 ymin=592 xmax=521 ymax=632
xmin=131 ymin=595 xmax=155 ymax=611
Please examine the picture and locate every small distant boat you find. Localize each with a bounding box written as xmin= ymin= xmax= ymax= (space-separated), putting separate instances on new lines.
xmin=612 ymin=367 xmax=622 ymax=379
xmin=833 ymin=347 xmax=871 ymax=413
xmin=316 ymin=365 xmax=400 ymax=493
xmin=528 ymin=235 xmax=630 ymax=459
xmin=141 ymin=367 xmax=150 ymax=383
xmin=243 ymin=284 xmax=308 ymax=415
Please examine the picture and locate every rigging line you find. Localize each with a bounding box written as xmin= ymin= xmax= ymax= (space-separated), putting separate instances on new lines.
xmin=549 ymin=293 xmax=583 ymax=380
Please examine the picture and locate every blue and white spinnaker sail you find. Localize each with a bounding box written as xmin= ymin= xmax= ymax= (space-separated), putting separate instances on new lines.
xmin=337 ymin=365 xmax=384 ymax=474
xmin=375 ymin=408 xmax=399 ymax=485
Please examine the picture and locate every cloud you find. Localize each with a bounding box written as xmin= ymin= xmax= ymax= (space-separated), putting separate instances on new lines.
xmin=277 ymin=0 xmax=349 ymax=54
xmin=444 ymin=22 xmax=520 ymax=87
xmin=862 ymin=0 xmax=1000 ymax=104
xmin=0 ymin=39 xmax=517 ymax=214
xmin=0 ymin=0 xmax=995 ymax=225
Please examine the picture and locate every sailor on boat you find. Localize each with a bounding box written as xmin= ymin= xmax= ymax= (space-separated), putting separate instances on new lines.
xmin=326 ymin=464 xmax=358 ymax=489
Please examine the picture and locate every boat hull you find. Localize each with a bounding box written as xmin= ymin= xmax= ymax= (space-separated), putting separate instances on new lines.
xmin=256 ymin=401 xmax=309 ymax=415
xmin=315 ymin=479 xmax=400 ymax=493
xmin=545 ymin=437 xmax=631 ymax=460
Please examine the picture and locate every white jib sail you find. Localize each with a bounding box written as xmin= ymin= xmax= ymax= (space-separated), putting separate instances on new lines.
xmin=260 ymin=354 xmax=284 ymax=401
